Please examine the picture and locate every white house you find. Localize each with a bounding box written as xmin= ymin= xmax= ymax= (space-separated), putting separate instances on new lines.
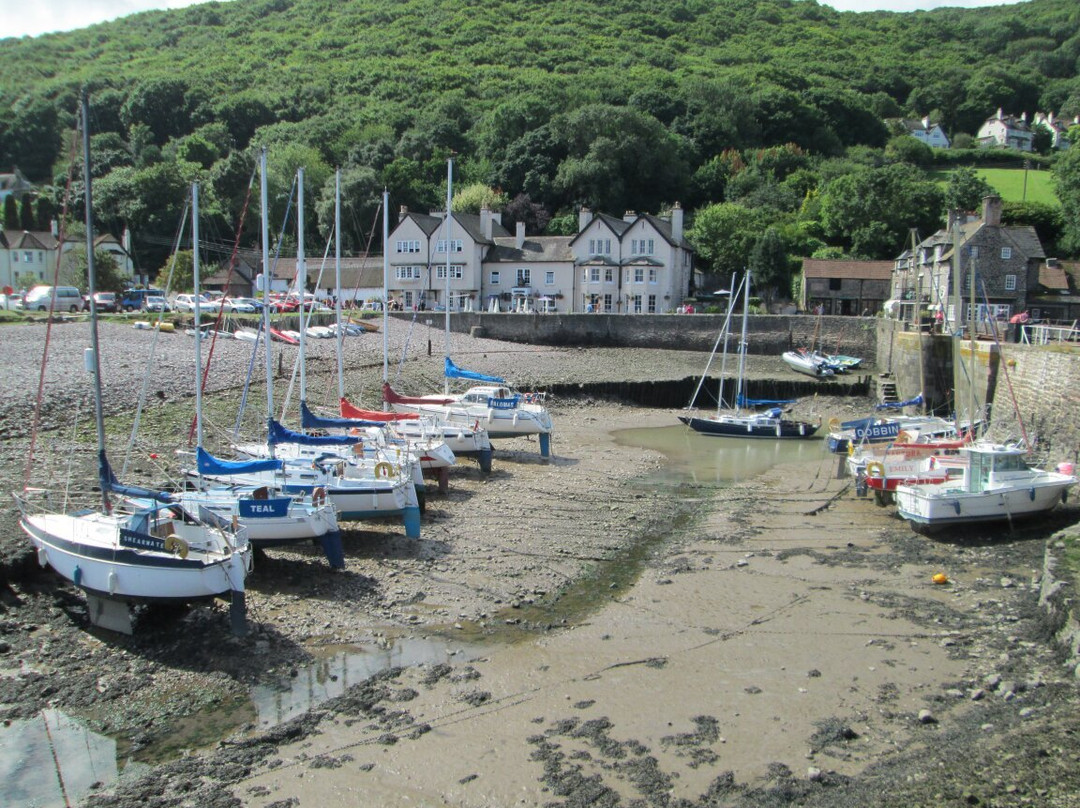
xmin=977 ymin=109 xmax=1034 ymax=151
xmin=0 ymin=226 xmax=135 ymax=292
xmin=900 ymin=117 xmax=950 ymax=149
xmin=1032 ymin=111 xmax=1076 ymax=151
xmin=385 ymin=203 xmax=694 ymax=314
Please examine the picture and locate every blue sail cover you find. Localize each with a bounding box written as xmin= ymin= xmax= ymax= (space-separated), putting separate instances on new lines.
xmin=99 ymin=450 xmax=176 ymax=503
xmin=197 ymin=446 xmax=283 ymax=475
xmin=445 ymin=356 xmax=505 ymax=384
xmin=300 ymin=401 xmax=381 ymax=430
xmin=875 ymin=392 xmax=924 ymax=411
xmin=737 ymin=395 xmax=796 ymax=407
xmin=268 ymin=419 xmax=360 ymax=446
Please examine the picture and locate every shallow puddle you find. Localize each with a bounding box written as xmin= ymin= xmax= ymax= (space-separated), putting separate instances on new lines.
xmin=0 ymin=709 xmax=117 ymax=808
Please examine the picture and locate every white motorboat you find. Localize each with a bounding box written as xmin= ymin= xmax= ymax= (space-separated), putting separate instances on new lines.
xmin=894 ymin=443 xmax=1077 ymax=532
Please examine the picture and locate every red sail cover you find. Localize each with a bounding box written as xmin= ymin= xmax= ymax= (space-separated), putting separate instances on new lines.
xmin=340 ymin=397 xmax=419 ymax=421
xmin=382 ymin=383 xmax=455 ymax=406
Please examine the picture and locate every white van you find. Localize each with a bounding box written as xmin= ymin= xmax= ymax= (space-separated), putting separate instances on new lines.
xmin=22 ymin=285 xmax=84 ymax=312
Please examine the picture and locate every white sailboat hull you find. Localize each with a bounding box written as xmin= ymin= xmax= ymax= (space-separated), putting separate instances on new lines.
xmin=21 ymin=511 xmax=249 ymax=603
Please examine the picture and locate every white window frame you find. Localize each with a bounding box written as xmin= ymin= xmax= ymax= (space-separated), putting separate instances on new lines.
xmin=604 ymin=267 xmax=613 ymax=282
xmin=395 ymin=265 xmax=421 ymax=281
xmin=633 ymin=268 xmax=644 ymax=283
xmin=490 ymin=271 xmax=500 ymax=285
xmin=632 ymin=294 xmax=643 ymax=313
xmin=435 ymin=264 xmax=464 ymax=280
xmin=396 ymin=239 xmax=421 ymax=254
xmin=603 ymin=293 xmax=613 ymax=311
xmin=1001 ymin=247 xmax=1012 ymax=259
xmin=648 ymin=294 xmax=657 ymax=313
xmin=590 ymin=267 xmax=600 ymax=283
xmin=436 ymin=239 xmax=463 ymax=254
xmin=545 ymin=271 xmax=555 ymax=285
xmin=516 ymin=268 xmax=531 ymax=286
xmin=23 ymin=251 xmax=33 ymax=263
xmin=648 ymin=268 xmax=657 ymax=283
xmin=1004 ymin=274 xmax=1017 ymax=291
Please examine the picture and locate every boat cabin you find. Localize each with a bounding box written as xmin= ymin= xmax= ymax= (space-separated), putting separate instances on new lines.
xmin=964 ymin=445 xmax=1029 ymax=493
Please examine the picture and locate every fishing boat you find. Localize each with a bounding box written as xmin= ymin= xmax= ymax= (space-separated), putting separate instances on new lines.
xmin=12 ymin=95 xmax=251 ymax=635
xmin=680 ymin=273 xmax=820 ymax=440
xmin=894 ymin=443 xmax=1076 ymax=532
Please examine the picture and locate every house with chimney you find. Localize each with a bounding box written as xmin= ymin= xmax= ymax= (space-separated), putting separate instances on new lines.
xmin=898 ymin=117 xmax=950 ymax=149
xmin=384 ymin=204 xmax=694 ymax=313
xmin=1031 ymin=112 xmax=1076 ymax=151
xmin=891 ymin=196 xmax=1045 ymax=328
xmin=799 ymin=259 xmax=894 ymax=315
xmin=1 ymin=226 xmax=135 ymax=291
xmin=976 ymin=109 xmax=1034 ymax=151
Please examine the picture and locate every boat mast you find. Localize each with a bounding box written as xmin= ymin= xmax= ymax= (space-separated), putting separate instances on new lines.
xmin=193 ymin=183 xmax=204 ymax=460
xmin=382 ymin=188 xmax=390 ymax=398
xmin=297 ymin=167 xmax=307 ymax=406
xmin=443 ymin=157 xmax=453 ymax=395
xmin=260 ymin=147 xmax=275 ymax=455
xmin=82 ymin=92 xmax=110 ymax=512
xmin=734 ymin=270 xmax=751 ymax=415
xmin=950 ymin=214 xmax=963 ymax=432
xmin=335 ymin=169 xmax=346 ymax=402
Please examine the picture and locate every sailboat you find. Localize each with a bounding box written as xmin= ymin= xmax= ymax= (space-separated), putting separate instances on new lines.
xmin=679 ymin=272 xmax=820 ymax=440
xmin=12 ymin=95 xmax=252 ymax=635
xmin=165 ymin=183 xmax=343 ymax=567
xmin=195 ymin=160 xmax=421 ymax=538
xmin=382 ymin=158 xmax=554 ymax=457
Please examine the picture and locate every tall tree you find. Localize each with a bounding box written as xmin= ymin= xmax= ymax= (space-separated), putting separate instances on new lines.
xmin=686 ymin=202 xmax=768 ymax=285
xmin=1053 ymin=146 xmax=1080 ymax=255
xmin=943 ymin=166 xmax=996 ymax=213
xmin=3 ymin=196 xmax=18 ymax=230
xmin=18 ymin=194 xmax=35 ymax=231
xmin=748 ymin=227 xmax=792 ymax=308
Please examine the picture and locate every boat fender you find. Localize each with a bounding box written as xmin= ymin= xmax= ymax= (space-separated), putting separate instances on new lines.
xmin=1030 ymin=487 xmax=1036 ymax=502
xmin=952 ymin=500 xmax=961 ymax=515
xmin=164 ymin=534 xmax=190 ymax=559
xmin=37 ymin=547 xmax=48 ymax=568
xmin=866 ymin=461 xmax=886 ymax=479
xmin=375 ymin=461 xmax=394 ymax=479
xmin=928 ymin=456 xmax=935 ymax=469
xmin=108 ymin=570 xmax=118 ymax=595
xmin=73 ymin=565 xmax=82 ymax=586
xmin=828 ymin=417 xmax=840 ymax=432
xmin=312 ymin=486 xmax=326 ymax=505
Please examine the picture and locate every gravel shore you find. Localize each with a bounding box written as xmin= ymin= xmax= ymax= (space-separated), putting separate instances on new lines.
xmin=1 ymin=317 xmax=1078 ymax=808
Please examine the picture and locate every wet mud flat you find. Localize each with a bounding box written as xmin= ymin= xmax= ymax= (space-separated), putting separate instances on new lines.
xmin=1 ymin=321 xmax=1079 ymax=806
xmin=7 ymin=412 xmax=1070 ymax=807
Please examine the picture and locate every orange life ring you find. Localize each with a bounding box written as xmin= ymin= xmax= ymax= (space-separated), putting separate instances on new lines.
xmin=312 ymin=486 xmax=327 ymax=505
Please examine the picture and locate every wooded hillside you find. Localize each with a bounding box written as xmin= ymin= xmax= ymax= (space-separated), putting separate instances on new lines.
xmin=2 ymin=0 xmax=1079 ymax=283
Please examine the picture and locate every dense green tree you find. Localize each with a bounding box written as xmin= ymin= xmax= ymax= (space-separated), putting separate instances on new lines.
xmin=18 ymin=193 xmax=34 ymax=230
xmin=748 ymin=227 xmax=791 ymax=308
xmin=452 ymin=183 xmax=507 ymax=214
xmin=156 ymin=249 xmax=195 ymax=293
xmin=70 ymin=249 xmax=125 ymax=294
xmin=686 ymin=202 xmax=768 ymax=283
xmin=884 ymin=135 xmax=933 ymax=166
xmin=818 ymin=163 xmax=944 ymax=258
xmin=34 ymin=196 xmax=56 ymax=232
xmin=0 ymin=95 xmax=61 ymax=181
xmin=3 ymin=196 xmax=18 ymax=230
xmin=944 ymin=166 xmax=996 ymax=213
xmin=120 ymin=78 xmax=192 ymax=146
xmin=1052 ymin=146 xmax=1080 ymax=254
xmin=313 ymin=164 xmax=381 ymax=253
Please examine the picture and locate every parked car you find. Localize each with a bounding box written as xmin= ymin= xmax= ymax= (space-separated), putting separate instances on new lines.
xmin=120 ymin=288 xmax=166 ymax=312
xmin=21 ymin=285 xmax=84 ymax=312
xmin=222 ymin=297 xmax=259 ymax=313
xmin=174 ymin=294 xmax=222 ymax=313
xmin=143 ymin=295 xmax=171 ymax=312
xmin=88 ymin=292 xmax=118 ymax=313
xmin=0 ymin=292 xmax=24 ymax=310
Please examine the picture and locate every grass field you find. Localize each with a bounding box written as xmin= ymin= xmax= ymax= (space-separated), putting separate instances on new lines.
xmin=930 ymin=167 xmax=1059 ymax=206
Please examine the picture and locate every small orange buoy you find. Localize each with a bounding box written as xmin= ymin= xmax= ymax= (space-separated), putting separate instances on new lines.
xmin=932 ymin=573 xmax=949 ymax=585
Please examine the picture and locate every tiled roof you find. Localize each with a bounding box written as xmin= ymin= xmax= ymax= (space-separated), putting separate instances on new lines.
xmin=800 ymin=259 xmax=894 ymax=280
xmin=487 ymin=236 xmax=574 ymax=263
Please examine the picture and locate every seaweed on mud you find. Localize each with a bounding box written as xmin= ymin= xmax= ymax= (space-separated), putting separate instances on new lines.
xmin=810 ymin=717 xmax=859 ymax=750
